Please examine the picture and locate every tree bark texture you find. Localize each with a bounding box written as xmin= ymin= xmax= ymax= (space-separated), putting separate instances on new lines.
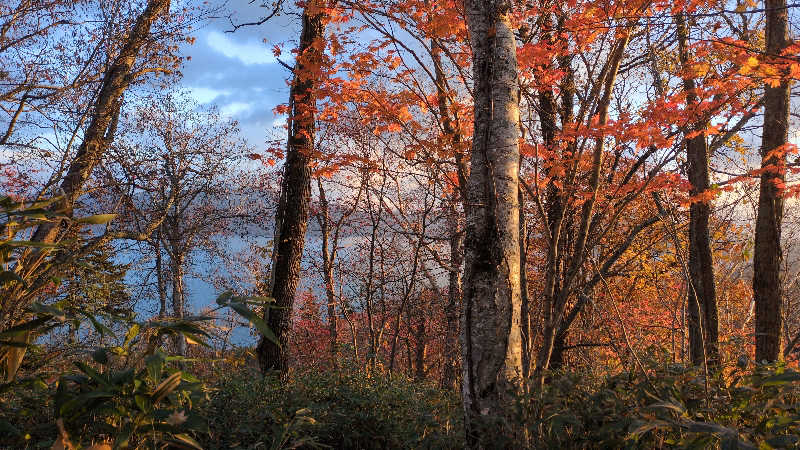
xmin=676 ymin=12 xmax=719 ymax=367
xmin=257 ymin=3 xmax=326 ymax=375
xmin=461 ymin=0 xmax=523 ymax=445
xmin=754 ymin=0 xmax=790 ymax=363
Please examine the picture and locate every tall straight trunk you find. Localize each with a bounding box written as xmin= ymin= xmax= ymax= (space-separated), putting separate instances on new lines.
xmin=461 ymin=0 xmax=523 ymax=444
xmin=754 ymin=0 xmax=790 ymax=363
xmin=533 ymin=13 xmax=567 ymax=379
xmin=414 ymin=311 xmax=426 ymax=381
xmin=155 ymin=228 xmax=167 ymax=318
xmin=257 ymin=2 xmax=327 ymax=375
xmin=519 ymin=186 xmax=531 ymax=378
xmin=432 ymin=36 xmax=466 ymax=390
xmin=676 ymin=13 xmax=719 ymax=367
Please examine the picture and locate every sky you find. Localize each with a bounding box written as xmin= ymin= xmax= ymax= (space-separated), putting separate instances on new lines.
xmin=134 ymin=1 xmax=303 ymax=343
xmin=178 ymin=0 xmax=299 ymax=146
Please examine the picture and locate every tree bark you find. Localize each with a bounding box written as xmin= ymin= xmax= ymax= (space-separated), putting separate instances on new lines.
xmin=754 ymin=0 xmax=790 ymax=363
xmin=257 ymin=2 xmax=327 ymax=376
xmin=676 ymin=12 xmax=719 ymax=367
xmin=431 ymin=35 xmax=466 ymax=391
xmin=519 ymin=185 xmax=532 ymax=378
xmin=155 ymin=227 xmax=167 ymax=318
xmin=461 ymin=0 xmax=523 ymax=445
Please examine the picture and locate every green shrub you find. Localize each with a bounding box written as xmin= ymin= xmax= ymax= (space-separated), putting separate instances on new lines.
xmin=512 ymin=357 xmax=800 ymax=449
xmin=202 ymin=367 xmax=464 ymax=449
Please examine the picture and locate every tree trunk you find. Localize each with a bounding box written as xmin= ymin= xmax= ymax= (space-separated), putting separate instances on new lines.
xmin=461 ymin=0 xmax=523 ymax=445
xmin=676 ymin=12 xmax=719 ymax=367
xmin=754 ymin=0 xmax=790 ymax=363
xmin=519 ymin=185 xmax=531 ymax=378
xmin=414 ymin=312 xmax=426 ymax=381
xmin=29 ymin=0 xmax=169 ymax=246
xmin=432 ymin=35 xmax=466 ymax=391
xmin=257 ymin=2 xmax=326 ymax=376
xmin=171 ymin=254 xmax=186 ymax=356
xmin=155 ymin=227 xmax=167 ymax=318
xmin=316 ymin=179 xmax=338 ymax=365
xmin=442 ymin=216 xmax=463 ymax=390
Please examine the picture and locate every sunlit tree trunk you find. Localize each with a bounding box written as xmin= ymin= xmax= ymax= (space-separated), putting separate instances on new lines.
xmin=754 ymin=0 xmax=790 ymax=363
xmin=461 ymin=0 xmax=523 ymax=444
xmin=257 ymin=2 xmax=327 ymax=376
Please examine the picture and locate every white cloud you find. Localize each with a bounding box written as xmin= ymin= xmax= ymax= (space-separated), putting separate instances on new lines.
xmin=206 ymin=31 xmax=277 ymax=66
xmin=221 ymin=102 xmax=252 ymax=117
xmin=186 ymin=86 xmax=229 ymax=104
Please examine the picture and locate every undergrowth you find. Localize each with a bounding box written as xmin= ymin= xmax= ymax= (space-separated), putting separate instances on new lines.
xmin=4 ymin=352 xmax=800 ymax=449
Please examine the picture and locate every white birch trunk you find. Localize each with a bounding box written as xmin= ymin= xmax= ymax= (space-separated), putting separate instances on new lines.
xmin=461 ymin=0 xmax=523 ymax=444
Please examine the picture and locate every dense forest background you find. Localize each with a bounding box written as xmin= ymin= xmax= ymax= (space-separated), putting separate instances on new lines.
xmin=3 ymin=0 xmax=800 ymax=448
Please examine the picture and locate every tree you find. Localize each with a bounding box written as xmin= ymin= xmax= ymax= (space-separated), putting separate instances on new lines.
xmin=1 ymin=0 xmax=176 ymax=333
xmin=676 ymin=11 xmax=719 ymax=367
xmin=461 ymin=0 xmax=523 ymax=444
xmin=754 ymin=0 xmax=791 ymax=363
xmin=257 ymin=0 xmax=333 ymax=375
xmin=102 ymin=93 xmax=251 ymax=355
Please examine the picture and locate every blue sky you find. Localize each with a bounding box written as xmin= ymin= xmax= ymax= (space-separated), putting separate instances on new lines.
xmin=178 ymin=0 xmax=299 ymax=146
xmin=133 ymin=2 xmax=303 ymax=344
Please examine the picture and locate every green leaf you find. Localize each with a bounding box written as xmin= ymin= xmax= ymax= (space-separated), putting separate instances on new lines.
xmin=73 ymin=361 xmax=111 ymax=388
xmin=165 ymin=433 xmax=204 ymax=450
xmin=0 ymin=418 xmax=22 ymax=438
xmin=228 ymin=301 xmax=280 ymax=346
xmin=28 ymin=302 xmax=66 ymax=321
xmin=215 ymin=291 xmax=234 ymax=306
xmin=123 ymin=323 xmax=140 ymax=348
xmin=91 ymin=348 xmax=109 ymax=365
xmin=74 ymin=214 xmax=117 ymax=225
xmin=0 ymin=270 xmax=24 ymax=287
xmin=134 ymin=394 xmax=151 ymax=412
xmin=59 ymin=390 xmax=115 ymax=416
xmin=151 ymin=371 xmax=182 ymax=404
xmin=761 ymin=371 xmax=800 ymax=386
xmin=0 ymin=317 xmax=50 ymax=338
xmin=81 ymin=311 xmax=117 ymax=338
xmin=111 ymin=367 xmax=135 ymax=385
xmin=146 ymin=350 xmax=166 ymax=382
xmin=2 ymin=240 xmax=59 ymax=248
xmin=26 ymin=196 xmax=63 ymax=210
